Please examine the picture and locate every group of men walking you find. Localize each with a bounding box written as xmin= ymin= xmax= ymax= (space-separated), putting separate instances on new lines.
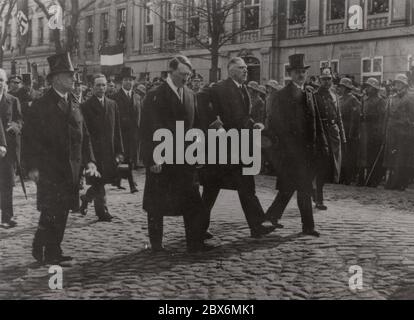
xmin=0 ymin=50 xmax=413 ymax=264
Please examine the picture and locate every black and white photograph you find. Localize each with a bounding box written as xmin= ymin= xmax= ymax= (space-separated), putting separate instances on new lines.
xmin=0 ymin=0 xmax=414 ymax=304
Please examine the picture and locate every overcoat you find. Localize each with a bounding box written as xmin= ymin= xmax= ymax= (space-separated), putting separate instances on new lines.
xmin=23 ymin=89 xmax=95 ymax=211
xmin=81 ymin=95 xmax=124 ymax=183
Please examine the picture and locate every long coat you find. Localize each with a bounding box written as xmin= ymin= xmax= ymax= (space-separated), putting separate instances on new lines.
xmin=0 ymin=93 xmax=23 ymax=189
xmin=359 ymin=94 xmax=386 ymax=168
xmin=81 ymin=96 xmax=123 ymax=183
xmin=141 ymin=82 xmax=201 ymax=217
xmin=112 ymin=89 xmax=142 ymax=164
xmin=267 ymin=82 xmax=328 ymax=193
xmin=198 ymin=78 xmax=255 ymax=190
xmin=23 ymin=89 xmax=95 ymax=211
xmin=314 ymin=87 xmax=346 ymax=183
xmin=383 ymin=91 xmax=414 ymax=169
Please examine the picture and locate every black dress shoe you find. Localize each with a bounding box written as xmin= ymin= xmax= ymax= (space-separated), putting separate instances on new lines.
xmin=187 ymin=243 xmax=217 ymax=254
xmin=151 ymin=245 xmax=168 ymax=253
xmin=302 ymin=229 xmax=320 ymax=237
xmin=251 ymin=225 xmax=276 ymax=238
xmin=79 ymin=195 xmax=88 ymax=216
xmin=130 ymin=188 xmax=139 ymax=194
xmin=204 ymin=231 xmax=214 ymax=240
xmin=32 ymin=244 xmax=44 ymax=263
xmin=98 ymin=214 xmax=113 ymax=222
xmin=315 ymin=203 xmax=328 ymax=211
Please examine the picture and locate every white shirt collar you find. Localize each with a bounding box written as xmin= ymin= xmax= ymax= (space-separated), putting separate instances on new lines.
xmin=232 ymin=79 xmax=243 ymax=89
xmin=96 ymin=95 xmax=104 ymax=103
xmin=53 ymin=88 xmax=68 ymax=101
xmin=292 ymin=81 xmax=304 ymax=91
xmin=166 ymin=75 xmax=183 ymax=100
xmin=122 ymin=88 xmax=132 ymax=97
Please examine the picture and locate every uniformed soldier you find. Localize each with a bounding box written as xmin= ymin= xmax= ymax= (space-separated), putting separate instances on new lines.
xmin=313 ymin=68 xmax=346 ymax=210
xmin=338 ymin=77 xmax=362 ymax=185
xmin=383 ymin=74 xmax=414 ymax=191
xmin=359 ymin=78 xmax=387 ymax=187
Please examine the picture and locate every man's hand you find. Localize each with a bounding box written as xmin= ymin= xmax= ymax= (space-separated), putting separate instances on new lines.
xmin=6 ymin=122 xmax=20 ymax=135
xmin=85 ymin=162 xmax=101 ymax=178
xmin=150 ymin=164 xmax=162 ymax=174
xmin=253 ymin=123 xmax=265 ymax=130
xmin=0 ymin=146 xmax=7 ymax=158
xmin=115 ymin=154 xmax=124 ymax=164
xmin=28 ymin=169 xmax=39 ymax=183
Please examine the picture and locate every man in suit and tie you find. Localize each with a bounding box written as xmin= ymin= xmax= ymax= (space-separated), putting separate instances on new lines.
xmin=24 ymin=53 xmax=97 ymax=264
xmin=141 ymin=55 xmax=213 ymax=253
xmin=265 ymin=54 xmax=328 ymax=237
xmin=80 ymin=74 xmax=124 ymax=221
xmin=112 ymin=67 xmax=141 ymax=194
xmin=0 ymin=68 xmax=23 ymax=229
xmin=198 ymin=57 xmax=276 ymax=239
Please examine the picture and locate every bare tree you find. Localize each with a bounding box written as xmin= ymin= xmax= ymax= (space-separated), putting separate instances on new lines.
xmin=33 ymin=0 xmax=96 ymax=54
xmin=0 ymin=0 xmax=17 ymax=68
xmin=134 ymin=0 xmax=276 ymax=82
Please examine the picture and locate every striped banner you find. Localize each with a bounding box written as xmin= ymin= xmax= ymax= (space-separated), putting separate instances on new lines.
xmin=100 ymin=45 xmax=124 ymax=66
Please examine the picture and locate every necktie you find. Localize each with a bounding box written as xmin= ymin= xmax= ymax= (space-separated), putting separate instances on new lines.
xmin=177 ymin=88 xmax=182 ymax=103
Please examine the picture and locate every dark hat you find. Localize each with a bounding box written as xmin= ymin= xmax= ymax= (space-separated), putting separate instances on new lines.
xmin=286 ymin=54 xmax=310 ymax=71
xmin=46 ymin=52 xmax=75 ymax=80
xmin=9 ymin=75 xmax=22 ymax=83
xmin=120 ymin=67 xmax=136 ymax=80
xmin=320 ymin=67 xmax=333 ymax=79
xmin=22 ymin=73 xmax=32 ymax=84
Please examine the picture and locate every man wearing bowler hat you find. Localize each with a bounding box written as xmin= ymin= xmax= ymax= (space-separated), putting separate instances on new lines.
xmin=313 ymin=68 xmax=346 ymax=210
xmin=112 ymin=67 xmax=141 ymax=193
xmin=23 ymin=52 xmax=97 ymax=264
xmin=265 ymin=54 xmax=328 ymax=237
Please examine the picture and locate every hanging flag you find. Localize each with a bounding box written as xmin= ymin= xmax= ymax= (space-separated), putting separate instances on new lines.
xmin=16 ymin=0 xmax=29 ymax=54
xmin=100 ymin=45 xmax=124 ymax=66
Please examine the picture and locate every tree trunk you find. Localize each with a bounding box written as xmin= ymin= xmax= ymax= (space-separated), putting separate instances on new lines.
xmin=0 ymin=49 xmax=3 ymax=69
xmin=209 ymin=45 xmax=220 ymax=83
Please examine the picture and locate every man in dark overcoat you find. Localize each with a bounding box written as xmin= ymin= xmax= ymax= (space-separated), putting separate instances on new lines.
xmin=23 ymin=53 xmax=97 ymax=264
xmin=265 ymin=54 xmax=328 ymax=237
xmin=112 ymin=67 xmax=141 ymax=193
xmin=80 ymin=74 xmax=124 ymax=221
xmin=313 ymin=69 xmax=346 ymax=210
xmin=198 ymin=57 xmax=276 ymax=240
xmin=0 ymin=68 xmax=23 ymax=229
xmin=141 ymin=55 xmax=212 ymax=253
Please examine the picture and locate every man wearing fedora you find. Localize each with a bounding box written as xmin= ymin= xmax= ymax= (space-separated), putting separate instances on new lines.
xmin=79 ymin=74 xmax=124 ymax=221
xmin=383 ymin=74 xmax=414 ymax=191
xmin=265 ymin=54 xmax=328 ymax=237
xmin=357 ymin=77 xmax=386 ymax=187
xmin=337 ymin=77 xmax=362 ymax=186
xmin=23 ymin=52 xmax=97 ymax=264
xmin=313 ymin=68 xmax=346 ymax=210
xmin=0 ymin=68 xmax=23 ymax=229
xmin=112 ymin=67 xmax=140 ymax=194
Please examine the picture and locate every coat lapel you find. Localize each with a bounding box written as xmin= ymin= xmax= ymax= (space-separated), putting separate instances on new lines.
xmin=183 ymin=86 xmax=194 ymax=128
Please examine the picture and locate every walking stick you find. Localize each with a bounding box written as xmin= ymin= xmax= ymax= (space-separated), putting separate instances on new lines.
xmin=365 ymin=143 xmax=384 ymax=187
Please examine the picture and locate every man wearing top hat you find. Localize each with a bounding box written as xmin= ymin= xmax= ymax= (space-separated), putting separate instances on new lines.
xmin=313 ymin=68 xmax=346 ymax=210
xmin=383 ymin=74 xmax=414 ymax=191
xmin=357 ymin=77 xmax=386 ymax=187
xmin=337 ymin=77 xmax=362 ymax=186
xmin=112 ymin=67 xmax=141 ymax=194
xmin=265 ymin=54 xmax=328 ymax=237
xmin=0 ymin=68 xmax=23 ymax=229
xmin=23 ymin=52 xmax=97 ymax=264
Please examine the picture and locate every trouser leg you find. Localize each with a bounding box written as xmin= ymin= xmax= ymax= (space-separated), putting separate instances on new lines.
xmin=127 ymin=162 xmax=136 ymax=191
xmin=315 ymin=172 xmax=324 ymax=205
xmin=0 ymin=186 xmax=13 ymax=223
xmin=237 ymin=175 xmax=265 ymax=230
xmin=93 ymin=182 xmax=107 ymax=217
xmin=182 ymin=192 xmax=205 ymax=249
xmin=147 ymin=211 xmax=163 ymax=249
xmin=266 ymin=190 xmax=294 ymax=222
xmin=297 ymin=191 xmax=315 ymax=231
xmin=201 ymin=186 xmax=220 ymax=233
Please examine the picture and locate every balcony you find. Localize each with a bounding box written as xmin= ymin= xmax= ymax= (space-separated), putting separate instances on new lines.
xmin=367 ymin=14 xmax=389 ymax=30
xmin=288 ymin=24 xmax=306 ymax=39
xmin=325 ymin=20 xmax=345 ymax=35
xmin=142 ymin=44 xmax=160 ymax=55
xmin=239 ymin=30 xmax=260 ymax=43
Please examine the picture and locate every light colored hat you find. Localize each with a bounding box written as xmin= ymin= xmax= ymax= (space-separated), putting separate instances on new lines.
xmin=364 ymin=77 xmax=380 ymax=90
xmin=266 ymin=80 xmax=279 ymax=90
xmin=247 ymin=81 xmax=260 ymax=92
xmin=320 ymin=68 xmax=333 ymax=79
xmin=339 ymin=77 xmax=354 ymax=90
xmin=393 ymin=74 xmax=409 ymax=86
xmin=258 ymin=85 xmax=267 ymax=95
xmin=136 ymin=84 xmax=146 ymax=95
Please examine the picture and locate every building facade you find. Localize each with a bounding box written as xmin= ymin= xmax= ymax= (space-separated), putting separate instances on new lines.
xmin=1 ymin=0 xmax=413 ymax=85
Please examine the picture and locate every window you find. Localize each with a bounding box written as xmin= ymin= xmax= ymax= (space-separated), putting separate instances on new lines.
xmin=320 ymin=60 xmax=339 ymax=75
xmin=188 ymin=0 xmax=200 ymax=38
xmin=368 ymin=0 xmax=389 ymax=15
xmin=139 ymin=72 xmax=150 ymax=82
xmin=117 ymin=8 xmax=127 ymax=44
xmin=38 ymin=18 xmax=44 ymax=45
xmin=101 ymin=12 xmax=109 ymax=45
xmin=144 ymin=1 xmax=154 ymax=43
xmin=243 ymin=0 xmax=260 ymax=31
xmin=361 ymin=57 xmax=383 ymax=83
xmin=327 ymin=0 xmax=345 ymax=20
xmin=289 ymin=0 xmax=306 ymax=25
xmin=86 ymin=15 xmax=94 ymax=49
xmin=27 ymin=20 xmax=32 ymax=47
xmin=166 ymin=1 xmax=175 ymax=41
xmin=284 ymin=63 xmax=292 ymax=85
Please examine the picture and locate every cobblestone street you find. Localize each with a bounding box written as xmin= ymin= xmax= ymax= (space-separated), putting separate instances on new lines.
xmin=1 ymin=170 xmax=414 ymax=300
